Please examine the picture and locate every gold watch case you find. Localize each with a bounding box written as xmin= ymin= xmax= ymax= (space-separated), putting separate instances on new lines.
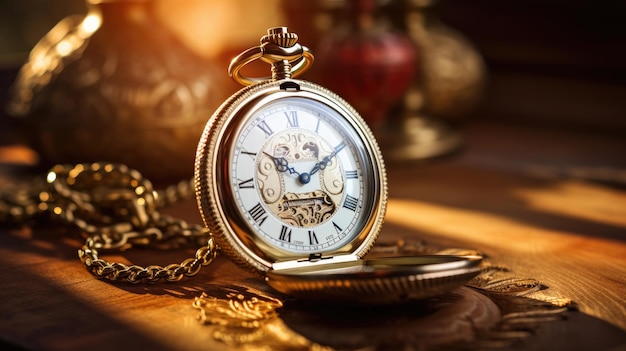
xmin=195 ymin=79 xmax=387 ymax=272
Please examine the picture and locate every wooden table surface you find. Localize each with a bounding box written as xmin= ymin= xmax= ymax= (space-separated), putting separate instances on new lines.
xmin=1 ymin=121 xmax=625 ymax=351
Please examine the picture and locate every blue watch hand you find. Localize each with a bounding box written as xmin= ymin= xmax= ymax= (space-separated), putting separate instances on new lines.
xmin=308 ymin=157 xmax=326 ymax=176
xmin=309 ymin=141 xmax=346 ymax=176
xmin=264 ymin=152 xmax=300 ymax=176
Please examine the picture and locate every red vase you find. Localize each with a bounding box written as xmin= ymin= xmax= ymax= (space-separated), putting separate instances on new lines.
xmin=314 ymin=0 xmax=417 ymax=128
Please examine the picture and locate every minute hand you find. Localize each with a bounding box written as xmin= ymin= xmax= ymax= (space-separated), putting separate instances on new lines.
xmin=309 ymin=142 xmax=346 ymax=176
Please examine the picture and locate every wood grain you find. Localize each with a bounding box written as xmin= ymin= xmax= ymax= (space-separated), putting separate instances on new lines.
xmin=381 ymin=122 xmax=626 ymax=331
xmin=384 ymin=174 xmax=626 ymax=330
xmin=1 ymin=121 xmax=625 ymax=350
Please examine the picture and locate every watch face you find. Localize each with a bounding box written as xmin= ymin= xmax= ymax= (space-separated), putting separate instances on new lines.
xmin=232 ymin=96 xmax=368 ymax=253
xmin=196 ymin=80 xmax=386 ymax=271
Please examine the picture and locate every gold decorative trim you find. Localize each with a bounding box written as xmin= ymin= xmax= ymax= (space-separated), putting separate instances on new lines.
xmin=193 ymin=286 xmax=331 ymax=350
xmin=462 ymin=264 xmax=574 ymax=350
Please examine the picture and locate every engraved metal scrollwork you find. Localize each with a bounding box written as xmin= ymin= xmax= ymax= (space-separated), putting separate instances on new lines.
xmin=193 ymin=287 xmax=331 ymax=351
xmin=278 ymin=191 xmax=335 ymax=227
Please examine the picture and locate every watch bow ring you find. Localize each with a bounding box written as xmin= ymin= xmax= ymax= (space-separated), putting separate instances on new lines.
xmin=228 ymin=27 xmax=315 ymax=86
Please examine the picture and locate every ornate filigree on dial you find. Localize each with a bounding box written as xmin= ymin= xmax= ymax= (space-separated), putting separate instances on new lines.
xmin=257 ymin=130 xmax=344 ymax=228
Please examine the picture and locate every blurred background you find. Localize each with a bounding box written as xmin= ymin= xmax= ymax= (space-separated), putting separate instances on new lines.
xmin=1 ymin=0 xmax=625 ymax=181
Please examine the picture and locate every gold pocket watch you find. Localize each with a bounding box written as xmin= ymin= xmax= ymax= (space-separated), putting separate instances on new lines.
xmin=194 ymin=27 xmax=482 ymax=304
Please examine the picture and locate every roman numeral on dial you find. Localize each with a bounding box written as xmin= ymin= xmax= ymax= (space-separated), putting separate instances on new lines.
xmin=279 ymin=225 xmax=292 ymax=242
xmin=257 ymin=120 xmax=273 ymax=138
xmin=285 ymin=111 xmax=299 ymax=127
xmin=308 ymin=230 xmax=318 ymax=245
xmin=332 ymin=221 xmax=342 ymax=233
xmin=241 ymin=149 xmax=257 ymax=158
xmin=248 ymin=203 xmax=267 ymax=226
xmin=238 ymin=178 xmax=254 ymax=189
xmin=343 ymin=194 xmax=359 ymax=212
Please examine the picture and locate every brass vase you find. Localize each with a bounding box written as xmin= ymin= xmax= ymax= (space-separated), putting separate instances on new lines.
xmin=379 ymin=0 xmax=487 ymax=161
xmin=6 ymin=0 xmax=229 ymax=181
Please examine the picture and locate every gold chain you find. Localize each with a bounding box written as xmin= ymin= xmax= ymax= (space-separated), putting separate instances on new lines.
xmin=0 ymin=162 xmax=217 ymax=283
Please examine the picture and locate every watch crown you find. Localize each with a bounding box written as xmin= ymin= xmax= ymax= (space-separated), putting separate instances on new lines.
xmin=228 ymin=27 xmax=313 ymax=86
xmin=261 ymin=27 xmax=299 ymax=48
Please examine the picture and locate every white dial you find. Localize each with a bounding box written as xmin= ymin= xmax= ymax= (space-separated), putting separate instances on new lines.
xmin=230 ymin=97 xmax=369 ymax=254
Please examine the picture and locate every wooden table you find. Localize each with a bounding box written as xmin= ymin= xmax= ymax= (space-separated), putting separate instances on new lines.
xmin=1 ymin=121 xmax=625 ymax=350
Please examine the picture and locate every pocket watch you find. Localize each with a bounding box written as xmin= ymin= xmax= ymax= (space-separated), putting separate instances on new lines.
xmin=194 ymin=27 xmax=482 ymax=304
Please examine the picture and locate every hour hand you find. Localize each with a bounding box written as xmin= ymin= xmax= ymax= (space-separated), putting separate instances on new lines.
xmin=264 ymin=152 xmax=300 ymax=176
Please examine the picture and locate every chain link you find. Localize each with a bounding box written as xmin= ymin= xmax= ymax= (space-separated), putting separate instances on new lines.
xmin=0 ymin=162 xmax=217 ymax=283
